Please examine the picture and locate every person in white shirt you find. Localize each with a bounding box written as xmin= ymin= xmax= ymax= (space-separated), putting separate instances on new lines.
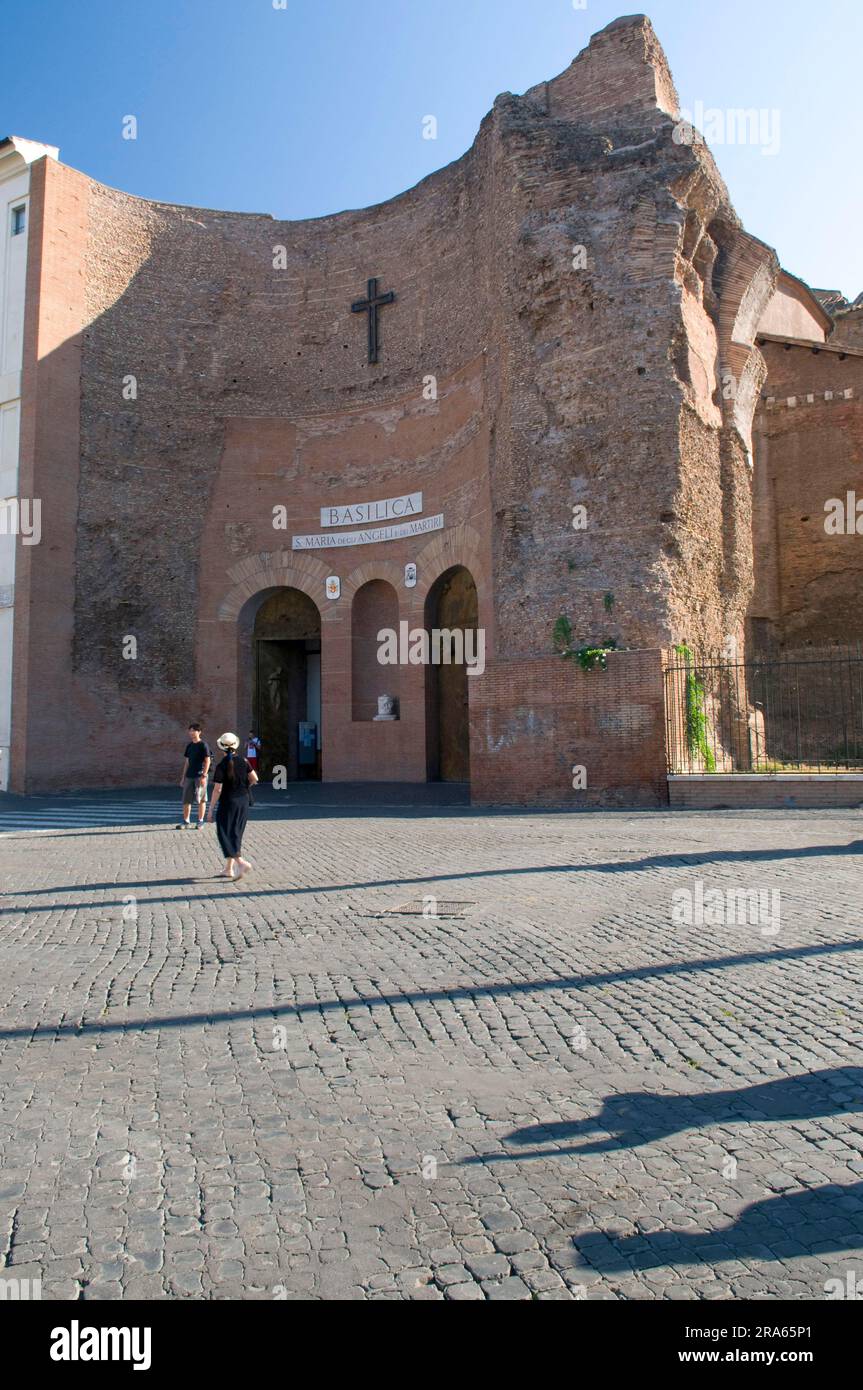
xmin=245 ymin=731 xmax=261 ymax=774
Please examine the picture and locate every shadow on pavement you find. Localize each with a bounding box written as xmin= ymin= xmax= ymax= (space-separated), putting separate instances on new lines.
xmin=573 ymin=1181 xmax=863 ymax=1272
xmin=2 ymin=841 xmax=861 ymax=910
xmin=0 ymin=948 xmax=861 ymax=1042
xmin=470 ymin=1067 xmax=863 ymax=1160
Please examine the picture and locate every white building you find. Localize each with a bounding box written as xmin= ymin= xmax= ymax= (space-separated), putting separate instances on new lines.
xmin=0 ymin=136 xmax=58 ymax=788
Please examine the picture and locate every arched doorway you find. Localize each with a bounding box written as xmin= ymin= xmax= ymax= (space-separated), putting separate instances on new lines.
xmin=252 ymin=588 xmax=321 ymax=780
xmin=425 ymin=565 xmax=479 ymax=783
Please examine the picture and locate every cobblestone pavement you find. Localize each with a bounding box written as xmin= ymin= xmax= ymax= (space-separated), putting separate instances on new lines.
xmin=0 ymin=787 xmax=861 ymax=1301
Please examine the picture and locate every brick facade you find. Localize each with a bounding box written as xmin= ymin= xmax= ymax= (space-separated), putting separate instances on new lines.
xmin=470 ymin=650 xmax=668 ymax=808
xmin=750 ymin=338 xmax=863 ymax=648
xmin=11 ymin=17 xmax=805 ymax=802
xmin=669 ymin=775 xmax=863 ymax=811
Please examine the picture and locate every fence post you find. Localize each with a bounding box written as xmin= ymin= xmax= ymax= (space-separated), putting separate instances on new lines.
xmin=727 ymin=658 xmax=752 ymax=771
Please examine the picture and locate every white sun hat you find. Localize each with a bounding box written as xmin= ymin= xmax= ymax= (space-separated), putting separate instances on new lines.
xmin=217 ymin=732 xmax=240 ymax=751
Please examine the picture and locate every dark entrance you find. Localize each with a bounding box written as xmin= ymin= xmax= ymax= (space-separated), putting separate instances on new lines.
xmin=425 ymin=565 xmax=479 ymax=783
xmin=253 ymin=589 xmax=321 ymax=780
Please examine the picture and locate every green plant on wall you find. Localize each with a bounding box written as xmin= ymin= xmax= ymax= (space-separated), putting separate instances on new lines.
xmin=575 ymin=642 xmax=617 ymax=671
xmin=674 ymin=642 xmax=716 ymax=771
xmin=552 ymin=615 xmax=574 ymax=654
xmin=553 ymin=615 xmax=617 ymax=672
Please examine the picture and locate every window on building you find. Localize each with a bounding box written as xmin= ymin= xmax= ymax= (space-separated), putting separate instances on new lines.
xmin=11 ymin=205 xmax=26 ymax=236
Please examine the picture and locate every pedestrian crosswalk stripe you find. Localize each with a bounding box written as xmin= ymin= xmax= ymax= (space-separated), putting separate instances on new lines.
xmin=0 ymin=799 xmax=290 ymax=834
xmin=0 ymin=801 xmax=180 ymax=833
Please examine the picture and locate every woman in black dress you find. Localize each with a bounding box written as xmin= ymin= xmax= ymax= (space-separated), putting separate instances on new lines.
xmin=207 ymin=732 xmax=259 ymax=880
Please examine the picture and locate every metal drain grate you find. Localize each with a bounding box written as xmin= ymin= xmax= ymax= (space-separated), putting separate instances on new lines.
xmin=368 ymin=900 xmax=475 ymax=919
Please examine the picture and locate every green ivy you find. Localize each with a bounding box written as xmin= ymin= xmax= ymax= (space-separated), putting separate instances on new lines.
xmin=553 ymin=615 xmax=617 ymax=672
xmin=552 ymin=615 xmax=574 ymax=653
xmin=674 ymin=642 xmax=716 ymax=771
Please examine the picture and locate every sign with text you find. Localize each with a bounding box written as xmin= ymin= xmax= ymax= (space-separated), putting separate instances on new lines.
xmin=293 ymin=514 xmax=443 ymax=550
xmin=320 ymin=491 xmax=423 ymax=528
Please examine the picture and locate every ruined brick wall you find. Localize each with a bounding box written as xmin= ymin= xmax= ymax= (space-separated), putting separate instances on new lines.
xmin=16 ymin=15 xmax=778 ymax=797
xmin=830 ymin=305 xmax=863 ymax=350
xmin=481 ymin=18 xmax=776 ymax=663
xmin=750 ymin=339 xmax=863 ymax=647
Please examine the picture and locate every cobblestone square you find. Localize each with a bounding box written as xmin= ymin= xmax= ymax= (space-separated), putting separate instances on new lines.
xmin=0 ymin=787 xmax=861 ymax=1301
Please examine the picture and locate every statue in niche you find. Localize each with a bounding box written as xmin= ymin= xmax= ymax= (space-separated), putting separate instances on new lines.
xmin=267 ymin=666 xmax=289 ymax=714
xmin=373 ymin=694 xmax=398 ymax=721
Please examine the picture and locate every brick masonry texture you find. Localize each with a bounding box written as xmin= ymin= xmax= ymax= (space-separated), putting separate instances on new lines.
xmin=669 ymin=776 xmax=863 ymax=811
xmin=13 ymin=16 xmax=785 ymax=798
xmin=0 ymin=793 xmax=861 ymax=1300
xmin=827 ymin=303 xmax=863 ymax=351
xmin=751 ymin=341 xmax=863 ymax=648
xmin=470 ymin=650 xmax=667 ymax=808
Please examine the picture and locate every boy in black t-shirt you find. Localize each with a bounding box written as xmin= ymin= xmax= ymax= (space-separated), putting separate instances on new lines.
xmin=178 ymin=723 xmax=212 ymax=829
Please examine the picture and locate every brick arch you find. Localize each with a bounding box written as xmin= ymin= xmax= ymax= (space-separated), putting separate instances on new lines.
xmin=712 ymin=228 xmax=779 ymax=454
xmin=413 ymin=523 xmax=485 ymax=602
xmin=341 ymin=558 xmax=405 ymax=599
xmin=217 ymin=550 xmax=331 ymax=622
xmin=422 ymin=555 xmax=482 ymax=785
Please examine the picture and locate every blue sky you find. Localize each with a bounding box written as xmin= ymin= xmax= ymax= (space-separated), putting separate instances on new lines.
xmin=2 ymin=0 xmax=860 ymax=296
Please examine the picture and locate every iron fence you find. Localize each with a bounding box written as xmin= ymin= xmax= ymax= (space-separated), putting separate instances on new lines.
xmin=664 ymin=644 xmax=863 ymax=774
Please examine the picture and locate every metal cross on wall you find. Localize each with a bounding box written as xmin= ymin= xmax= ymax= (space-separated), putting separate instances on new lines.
xmin=351 ymin=277 xmax=396 ymax=365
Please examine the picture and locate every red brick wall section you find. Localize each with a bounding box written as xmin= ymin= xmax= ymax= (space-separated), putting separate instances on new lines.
xmin=469 ymin=650 xmax=668 ymax=808
xmin=12 ymin=158 xmax=89 ymax=792
xmin=831 ymin=307 xmax=863 ymax=350
xmin=669 ymin=776 xmax=863 ymax=810
xmin=751 ymin=341 xmax=863 ymax=646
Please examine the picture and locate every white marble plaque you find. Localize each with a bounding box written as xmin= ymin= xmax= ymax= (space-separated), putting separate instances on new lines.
xmin=320 ymin=491 xmax=423 ymax=528
xmin=293 ymin=514 xmax=443 ymax=550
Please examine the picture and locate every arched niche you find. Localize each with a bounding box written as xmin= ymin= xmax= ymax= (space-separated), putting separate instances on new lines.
xmin=351 ymin=578 xmax=400 ymax=721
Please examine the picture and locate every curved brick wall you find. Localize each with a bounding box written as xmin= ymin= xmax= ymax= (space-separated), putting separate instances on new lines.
xmin=14 ymin=15 xmax=777 ymax=793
